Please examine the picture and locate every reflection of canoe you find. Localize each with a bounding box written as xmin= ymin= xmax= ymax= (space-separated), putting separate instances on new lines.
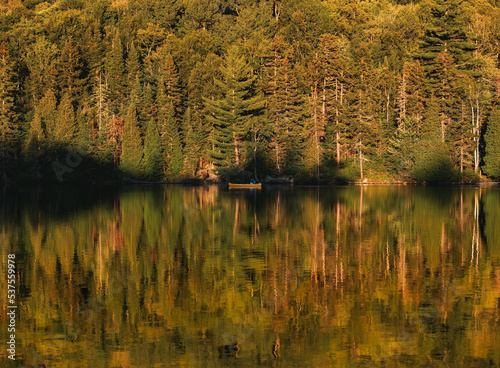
xmin=228 ymin=183 xmax=262 ymax=189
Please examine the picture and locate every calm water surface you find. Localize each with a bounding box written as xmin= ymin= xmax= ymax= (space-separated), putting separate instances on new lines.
xmin=1 ymin=185 xmax=499 ymax=367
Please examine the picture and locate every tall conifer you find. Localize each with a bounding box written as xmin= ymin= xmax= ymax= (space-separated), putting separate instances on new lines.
xmin=484 ymin=105 xmax=500 ymax=178
xmin=204 ymin=46 xmax=264 ymax=169
xmin=120 ymin=104 xmax=143 ymax=178
xmin=0 ymin=44 xmax=17 ymax=159
xmin=143 ymin=117 xmax=163 ymax=180
xmin=264 ymin=38 xmax=302 ymax=173
xmin=54 ymin=92 xmax=76 ymax=145
xmin=106 ymin=30 xmax=126 ymax=110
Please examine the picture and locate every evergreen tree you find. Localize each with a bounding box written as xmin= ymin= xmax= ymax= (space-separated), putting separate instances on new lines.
xmin=426 ymin=51 xmax=462 ymax=141
xmin=120 ymin=104 xmax=143 ymax=178
xmin=304 ymin=68 xmax=327 ymax=180
xmin=129 ymin=73 xmax=144 ymax=125
xmin=397 ymin=61 xmax=425 ymax=133
xmin=185 ymin=53 xmax=223 ymax=170
xmin=413 ymin=133 xmax=456 ymax=183
xmin=143 ymin=117 xmax=163 ymax=180
xmin=141 ymin=82 xmax=156 ymax=123
xmin=204 ymin=46 xmax=264 ymax=169
xmin=157 ymin=55 xmax=183 ymax=117
xmin=182 ymin=106 xmax=205 ymax=177
xmin=24 ymin=36 xmax=59 ymax=106
xmin=58 ymin=37 xmax=85 ymax=101
xmin=156 ymin=62 xmax=184 ymax=179
xmin=25 ymin=109 xmax=45 ymax=154
xmin=39 ymin=89 xmax=58 ymax=144
xmin=484 ymin=105 xmax=500 ymax=178
xmin=54 ymin=92 xmax=76 ymax=145
xmin=106 ymin=30 xmax=126 ymax=110
xmin=304 ymin=34 xmax=348 ymax=179
xmin=3 ymin=0 xmax=500 ymax=183
xmin=0 ymin=43 xmax=17 ymax=160
xmin=126 ymin=42 xmax=142 ymax=93
xmin=264 ymin=38 xmax=302 ymax=173
xmin=345 ymin=51 xmax=379 ymax=179
xmin=159 ymin=102 xmax=183 ymax=180
xmin=316 ymin=34 xmax=349 ymax=164
xmin=416 ymin=0 xmax=479 ymax=77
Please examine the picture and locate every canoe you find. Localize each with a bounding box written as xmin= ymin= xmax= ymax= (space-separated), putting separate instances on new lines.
xmin=228 ymin=183 xmax=262 ymax=189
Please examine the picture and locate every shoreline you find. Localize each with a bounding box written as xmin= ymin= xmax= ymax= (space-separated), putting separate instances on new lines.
xmin=3 ymin=179 xmax=500 ymax=188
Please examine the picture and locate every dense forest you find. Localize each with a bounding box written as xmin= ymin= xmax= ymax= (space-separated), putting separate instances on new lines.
xmin=1 ymin=0 xmax=500 ymax=183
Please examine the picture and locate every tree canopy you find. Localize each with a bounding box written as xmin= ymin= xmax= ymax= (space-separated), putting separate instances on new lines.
xmin=1 ymin=0 xmax=500 ymax=183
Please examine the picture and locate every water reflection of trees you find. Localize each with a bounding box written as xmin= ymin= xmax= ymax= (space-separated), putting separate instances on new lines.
xmin=1 ymin=185 xmax=499 ymax=367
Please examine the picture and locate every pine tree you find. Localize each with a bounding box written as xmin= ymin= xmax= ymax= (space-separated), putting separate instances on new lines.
xmin=304 ymin=68 xmax=327 ymax=181
xmin=426 ymin=51 xmax=462 ymax=141
xmin=157 ymin=55 xmax=182 ymax=117
xmin=58 ymin=37 xmax=85 ymax=101
xmin=416 ymin=0 xmax=480 ymax=77
xmin=316 ymin=34 xmax=349 ymax=164
xmin=25 ymin=109 xmax=45 ymax=154
xmin=126 ymin=41 xmax=141 ymax=93
xmin=54 ymin=92 xmax=76 ymax=145
xmin=185 ymin=53 xmax=223 ymax=172
xmin=0 ymin=43 xmax=17 ymax=159
xmin=129 ymin=73 xmax=144 ymax=125
xmin=264 ymin=38 xmax=302 ymax=173
xmin=159 ymin=102 xmax=183 ymax=180
xmin=345 ymin=52 xmax=379 ymax=179
xmin=106 ymin=30 xmax=126 ymax=110
xmin=139 ymin=82 xmax=156 ymax=125
xmin=38 ymin=89 xmax=58 ymax=144
xmin=143 ymin=117 xmax=163 ymax=180
xmin=204 ymin=46 xmax=264 ymax=170
xmin=397 ymin=61 xmax=426 ymax=134
xmin=182 ymin=106 xmax=204 ymax=177
xmin=484 ymin=105 xmax=500 ymax=178
xmin=24 ymin=36 xmax=59 ymax=106
xmin=120 ymin=104 xmax=143 ymax=178
xmin=156 ymin=64 xmax=184 ymax=179
xmin=413 ymin=133 xmax=456 ymax=183
xmin=304 ymin=34 xmax=347 ymax=179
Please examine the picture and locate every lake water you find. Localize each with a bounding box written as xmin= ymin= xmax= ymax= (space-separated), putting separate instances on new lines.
xmin=1 ymin=185 xmax=499 ymax=367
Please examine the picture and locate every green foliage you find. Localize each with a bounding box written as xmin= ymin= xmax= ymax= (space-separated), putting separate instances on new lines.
xmin=484 ymin=105 xmax=500 ymax=178
xmin=24 ymin=36 xmax=59 ymax=104
xmin=105 ymin=29 xmax=125 ymax=109
xmin=57 ymin=37 xmax=86 ymax=100
xmin=204 ymin=45 xmax=264 ymax=169
xmin=338 ymin=157 xmax=361 ymax=182
xmin=119 ymin=104 xmax=143 ymax=178
xmin=413 ymin=136 xmax=458 ymax=183
xmin=24 ymin=109 xmax=45 ymax=155
xmin=460 ymin=168 xmax=480 ymax=183
xmin=3 ymin=0 xmax=500 ymax=182
xmin=182 ymin=106 xmax=206 ymax=177
xmin=0 ymin=43 xmax=17 ymax=159
xmin=264 ymin=38 xmax=302 ymax=174
xmin=159 ymin=102 xmax=183 ymax=180
xmin=416 ymin=0 xmax=479 ymax=76
xmin=54 ymin=92 xmax=76 ymax=145
xmin=143 ymin=117 xmax=162 ymax=180
xmin=388 ymin=117 xmax=418 ymax=175
xmin=38 ymin=89 xmax=58 ymax=143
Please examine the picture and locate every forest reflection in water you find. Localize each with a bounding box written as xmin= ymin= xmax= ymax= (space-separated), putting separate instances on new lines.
xmin=1 ymin=185 xmax=499 ymax=367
